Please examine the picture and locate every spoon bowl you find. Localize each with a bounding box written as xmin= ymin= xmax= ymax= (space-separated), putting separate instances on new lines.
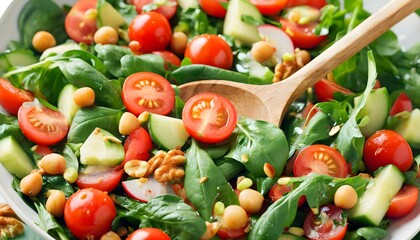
xmin=179 ymin=0 xmax=420 ymax=126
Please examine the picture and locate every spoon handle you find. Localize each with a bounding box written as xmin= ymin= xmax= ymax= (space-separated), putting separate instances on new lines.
xmin=285 ymin=0 xmax=420 ymax=99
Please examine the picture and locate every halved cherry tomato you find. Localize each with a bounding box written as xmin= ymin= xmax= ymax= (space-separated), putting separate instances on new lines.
xmin=64 ymin=0 xmax=97 ymax=44
xmin=128 ymin=12 xmax=172 ymax=53
xmin=386 ymin=185 xmax=419 ymax=218
xmin=185 ymin=34 xmax=233 ymax=70
xmin=198 ymin=0 xmax=227 ymax=18
xmin=33 ymin=145 xmax=53 ymax=158
xmin=268 ymin=184 xmax=306 ymax=206
xmin=64 ymin=188 xmax=116 ymax=239
xmin=303 ymin=204 xmax=348 ymax=240
xmin=217 ymin=224 xmax=248 ymax=239
xmin=18 ymin=102 xmax=69 ymax=145
xmin=0 ymin=78 xmax=34 ymax=115
xmin=286 ymin=0 xmax=327 ymax=9
xmin=76 ymin=166 xmax=124 ymax=192
xmin=182 ymin=92 xmax=237 ymax=144
xmin=390 ymin=92 xmax=413 ymax=116
xmin=293 ymin=144 xmax=348 ymax=178
xmin=280 ymin=18 xmax=327 ymax=49
xmin=250 ymin=0 xmax=287 ymax=16
xmin=314 ymin=78 xmax=353 ymax=102
xmin=127 ymin=228 xmax=171 ymax=240
xmin=363 ymin=130 xmax=413 ymax=172
xmin=132 ymin=0 xmax=178 ymax=20
xmin=122 ymin=72 xmax=175 ymax=116
xmin=123 ymin=127 xmax=153 ymax=165
xmin=152 ymin=50 xmax=182 ymax=69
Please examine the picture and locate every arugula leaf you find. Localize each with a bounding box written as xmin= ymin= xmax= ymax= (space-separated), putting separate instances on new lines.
xmin=114 ymin=195 xmax=207 ymax=240
xmin=185 ymin=140 xmax=238 ymax=220
xmin=226 ymin=118 xmax=289 ymax=178
xmin=335 ymin=51 xmax=377 ymax=173
xmin=249 ymin=174 xmax=369 ymax=239
xmin=316 ymin=101 xmax=352 ymax=124
xmin=33 ymin=201 xmax=71 ymax=240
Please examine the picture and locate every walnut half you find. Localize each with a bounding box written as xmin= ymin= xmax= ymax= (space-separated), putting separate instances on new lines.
xmin=0 ymin=204 xmax=24 ymax=239
xmin=273 ymin=49 xmax=311 ymax=82
xmin=145 ymin=149 xmax=186 ymax=183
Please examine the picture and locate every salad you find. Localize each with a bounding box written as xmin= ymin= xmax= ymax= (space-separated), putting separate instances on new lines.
xmin=0 ymin=0 xmax=419 ymax=239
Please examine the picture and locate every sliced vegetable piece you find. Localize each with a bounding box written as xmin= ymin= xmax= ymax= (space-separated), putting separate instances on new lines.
xmin=76 ymin=165 xmax=124 ymax=192
xmin=257 ymin=24 xmax=294 ymax=63
xmin=0 ymin=136 xmax=34 ymax=179
xmin=390 ymin=93 xmax=412 ymax=116
xmin=122 ymin=178 xmax=175 ymax=202
xmin=97 ymin=1 xmax=126 ymax=29
xmin=386 ymin=184 xmax=419 ymax=218
xmin=394 ymin=108 xmax=420 ymax=148
xmin=0 ymin=78 xmax=34 ymax=116
xmin=58 ymin=84 xmax=81 ymax=124
xmin=303 ymin=204 xmax=348 ymax=240
xmin=123 ymin=127 xmax=153 ymax=165
xmin=314 ymin=78 xmax=353 ymax=102
xmin=149 ymin=113 xmax=190 ymax=150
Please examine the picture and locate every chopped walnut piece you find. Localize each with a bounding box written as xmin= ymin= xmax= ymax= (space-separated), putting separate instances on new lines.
xmin=0 ymin=204 xmax=24 ymax=238
xmin=273 ymin=49 xmax=311 ymax=82
xmin=0 ymin=204 xmax=17 ymax=218
xmin=145 ymin=149 xmax=186 ymax=183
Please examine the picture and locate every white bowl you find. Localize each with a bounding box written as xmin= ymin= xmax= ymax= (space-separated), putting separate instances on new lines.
xmin=0 ymin=0 xmax=419 ymax=239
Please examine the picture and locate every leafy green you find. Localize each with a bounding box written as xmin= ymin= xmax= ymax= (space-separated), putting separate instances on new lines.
xmin=68 ymin=107 xmax=123 ymax=143
xmin=249 ymin=174 xmax=369 ymax=239
xmin=33 ymin=201 xmax=71 ymax=240
xmin=226 ymin=118 xmax=289 ymax=177
xmin=94 ymin=44 xmax=132 ymax=78
xmin=171 ymin=64 xmax=249 ymax=84
xmin=114 ymin=195 xmax=207 ymax=240
xmin=41 ymin=175 xmax=75 ymax=198
xmin=175 ymin=8 xmax=223 ymax=37
xmin=0 ymin=114 xmax=34 ymax=157
xmin=335 ymin=51 xmax=377 ymax=173
xmin=345 ymin=227 xmax=387 ymax=240
xmin=103 ymin=0 xmax=137 ymax=24
xmin=62 ymin=144 xmax=79 ymax=171
xmin=121 ymin=54 xmax=167 ymax=77
xmin=184 ymin=140 xmax=238 ymax=220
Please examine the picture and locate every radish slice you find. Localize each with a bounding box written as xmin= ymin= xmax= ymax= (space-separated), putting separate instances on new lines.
xmin=258 ymin=24 xmax=295 ymax=63
xmin=122 ymin=177 xmax=175 ymax=202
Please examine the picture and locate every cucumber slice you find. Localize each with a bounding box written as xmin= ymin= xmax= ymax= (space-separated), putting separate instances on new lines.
xmin=395 ymin=108 xmax=420 ymax=148
xmin=58 ymin=84 xmax=81 ymax=124
xmin=178 ymin=0 xmax=199 ymax=10
xmin=223 ymin=0 xmax=262 ymax=46
xmin=0 ymin=49 xmax=37 ymax=72
xmin=80 ymin=128 xmax=124 ymax=166
xmin=148 ymin=113 xmax=190 ymax=150
xmin=355 ymin=87 xmax=390 ymax=137
xmin=349 ymin=164 xmax=404 ymax=226
xmin=97 ymin=1 xmax=126 ymax=29
xmin=0 ymin=136 xmax=34 ymax=179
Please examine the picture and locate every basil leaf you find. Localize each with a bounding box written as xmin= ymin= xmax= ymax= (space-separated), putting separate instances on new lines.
xmin=185 ymin=139 xmax=238 ymax=220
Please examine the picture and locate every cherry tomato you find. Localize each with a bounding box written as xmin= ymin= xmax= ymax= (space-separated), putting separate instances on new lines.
xmin=76 ymin=166 xmax=124 ymax=192
xmin=198 ymin=0 xmax=228 ymax=18
xmin=303 ymin=204 xmax=348 ymax=240
xmin=122 ymin=72 xmax=175 ymax=116
xmin=123 ymin=127 xmax=153 ymax=165
xmin=64 ymin=188 xmax=116 ymax=239
xmin=152 ymin=50 xmax=182 ymax=69
xmin=268 ymin=184 xmax=306 ymax=206
xmin=293 ymin=144 xmax=348 ymax=178
xmin=185 ymin=34 xmax=233 ymax=70
xmin=182 ymin=92 xmax=237 ymax=144
xmin=33 ymin=145 xmax=53 ymax=157
xmin=286 ymin=0 xmax=327 ymax=9
xmin=18 ymin=102 xmax=68 ymax=145
xmin=127 ymin=228 xmax=171 ymax=240
xmin=250 ymin=0 xmax=288 ymax=16
xmin=132 ymin=0 xmax=178 ymax=20
xmin=386 ymin=185 xmax=419 ymax=218
xmin=301 ymin=101 xmax=319 ymax=126
xmin=64 ymin=0 xmax=97 ymax=44
xmin=363 ymin=130 xmax=413 ymax=172
xmin=128 ymin=12 xmax=172 ymax=53
xmin=217 ymin=224 xmax=248 ymax=239
xmin=0 ymin=78 xmax=34 ymax=115
xmin=390 ymin=92 xmax=413 ymax=116
xmin=280 ymin=18 xmax=327 ymax=49
xmin=314 ymin=79 xmax=353 ymax=102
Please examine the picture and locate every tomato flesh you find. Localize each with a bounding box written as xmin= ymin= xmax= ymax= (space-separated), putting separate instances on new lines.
xmin=363 ymin=130 xmax=413 ymax=172
xmin=304 ymin=204 xmax=348 ymax=240
xmin=182 ymin=92 xmax=237 ymax=144
xmin=314 ymin=79 xmax=353 ymax=102
xmin=280 ymin=18 xmax=327 ymax=49
xmin=286 ymin=0 xmax=327 ymax=9
xmin=132 ymin=0 xmax=177 ymax=20
xmin=122 ymin=72 xmax=175 ymax=116
xmin=127 ymin=228 xmax=171 ymax=240
xmin=250 ymin=0 xmax=288 ymax=16
xmin=268 ymin=184 xmax=306 ymax=206
xmin=0 ymin=78 xmax=34 ymax=115
xmin=123 ymin=127 xmax=153 ymax=165
xmin=386 ymin=185 xmax=419 ymax=218
xmin=64 ymin=0 xmax=97 ymax=44
xmin=76 ymin=166 xmax=124 ymax=192
xmin=390 ymin=92 xmax=413 ymax=116
xmin=198 ymin=0 xmax=228 ymax=18
xmin=293 ymin=144 xmax=348 ymax=178
xmin=18 ymin=102 xmax=69 ymax=145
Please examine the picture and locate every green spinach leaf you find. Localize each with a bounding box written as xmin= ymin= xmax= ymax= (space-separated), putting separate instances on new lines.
xmin=41 ymin=175 xmax=75 ymax=198
xmin=121 ymin=54 xmax=166 ymax=77
xmin=345 ymin=227 xmax=387 ymax=240
xmin=94 ymin=44 xmax=132 ymax=78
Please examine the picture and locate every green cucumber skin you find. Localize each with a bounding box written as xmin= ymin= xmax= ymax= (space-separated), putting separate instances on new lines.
xmin=0 ymin=136 xmax=34 ymax=179
xmin=395 ymin=108 xmax=420 ymax=148
xmin=57 ymin=84 xmax=80 ymax=124
xmin=148 ymin=114 xmax=190 ymax=150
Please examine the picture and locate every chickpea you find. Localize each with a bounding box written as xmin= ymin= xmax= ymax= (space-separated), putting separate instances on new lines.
xmin=295 ymin=49 xmax=311 ymax=68
xmin=32 ymin=31 xmax=56 ymax=53
xmin=94 ymin=26 xmax=119 ymax=45
xmin=222 ymin=205 xmax=248 ymax=230
xmin=100 ymin=231 xmax=121 ymax=240
xmin=239 ymin=189 xmax=264 ymax=214
xmin=73 ymin=87 xmax=95 ymax=107
xmin=45 ymin=190 xmax=66 ymax=217
xmin=20 ymin=171 xmax=43 ymax=197
xmin=170 ymin=31 xmax=188 ymax=56
xmin=38 ymin=153 xmax=66 ymax=175
xmin=334 ymin=185 xmax=358 ymax=209
xmin=119 ymin=112 xmax=140 ymax=135
xmin=251 ymin=41 xmax=275 ymax=63
xmin=201 ymin=221 xmax=220 ymax=240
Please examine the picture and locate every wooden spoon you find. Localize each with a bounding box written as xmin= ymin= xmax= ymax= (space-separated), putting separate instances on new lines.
xmin=179 ymin=0 xmax=420 ymax=126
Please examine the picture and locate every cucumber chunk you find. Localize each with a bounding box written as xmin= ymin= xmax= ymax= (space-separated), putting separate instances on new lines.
xmin=349 ymin=165 xmax=404 ymax=226
xmin=395 ymin=108 xmax=420 ymax=148
xmin=148 ymin=113 xmax=190 ymax=150
xmin=223 ymin=0 xmax=262 ymax=46
xmin=0 ymin=136 xmax=34 ymax=179
xmin=355 ymin=87 xmax=390 ymax=137
xmin=97 ymin=1 xmax=126 ymax=29
xmin=80 ymin=128 xmax=124 ymax=166
xmin=0 ymin=49 xmax=37 ymax=72
xmin=58 ymin=84 xmax=81 ymax=124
